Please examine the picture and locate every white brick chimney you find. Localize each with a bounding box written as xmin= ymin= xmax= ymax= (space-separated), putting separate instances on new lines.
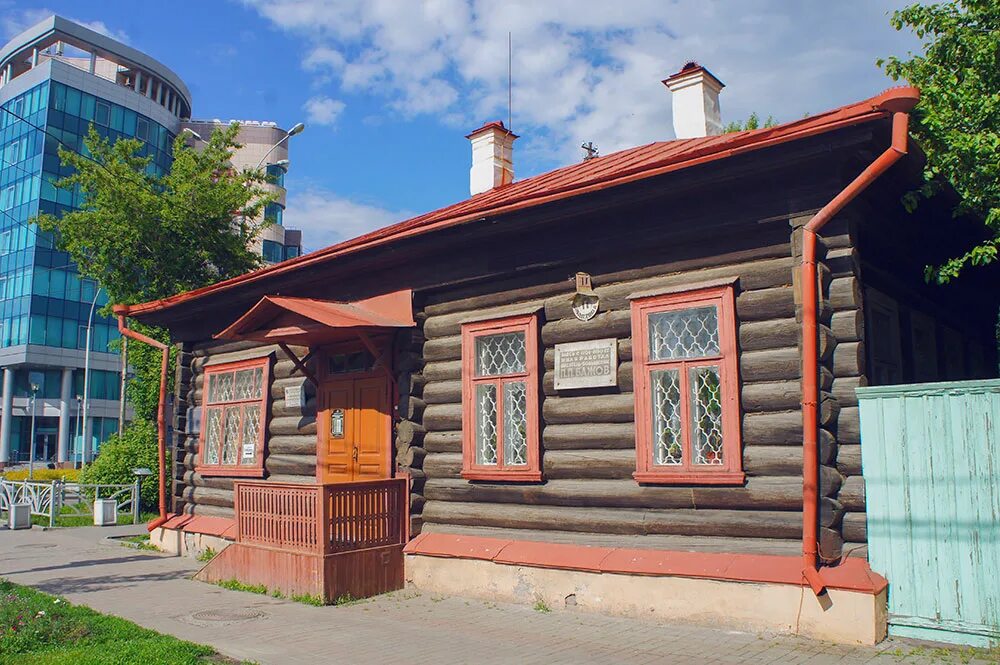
xmin=663 ymin=62 xmax=725 ymax=139
xmin=467 ymin=121 xmax=517 ymax=196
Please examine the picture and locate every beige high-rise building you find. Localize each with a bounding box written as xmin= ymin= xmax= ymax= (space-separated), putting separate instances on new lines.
xmin=180 ymin=120 xmax=302 ymax=264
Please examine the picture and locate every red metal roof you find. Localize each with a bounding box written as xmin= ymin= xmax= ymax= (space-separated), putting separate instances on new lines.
xmin=116 ymin=86 xmax=918 ymax=320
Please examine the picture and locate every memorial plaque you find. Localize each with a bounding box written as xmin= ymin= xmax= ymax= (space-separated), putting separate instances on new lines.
xmin=284 ymin=383 xmax=305 ymax=410
xmin=554 ymin=338 xmax=618 ymax=390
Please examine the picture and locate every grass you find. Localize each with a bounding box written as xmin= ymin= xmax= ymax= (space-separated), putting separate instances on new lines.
xmin=213 ymin=580 xmax=328 ymax=607
xmin=533 ymin=599 xmax=551 ymax=613
xmin=196 ymin=547 xmax=217 ymax=563
xmin=881 ymin=643 xmax=1000 ymax=663
xmin=0 ymin=578 xmax=233 ymax=664
xmin=121 ymin=535 xmax=160 ymax=552
xmin=10 ymin=509 xmax=161 ymax=529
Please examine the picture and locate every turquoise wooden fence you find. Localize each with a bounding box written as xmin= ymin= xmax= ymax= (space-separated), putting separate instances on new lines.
xmin=858 ymin=379 xmax=1000 ymax=647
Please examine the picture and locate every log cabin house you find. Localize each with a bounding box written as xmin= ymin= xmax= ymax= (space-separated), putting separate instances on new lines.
xmin=116 ymin=65 xmax=998 ymax=644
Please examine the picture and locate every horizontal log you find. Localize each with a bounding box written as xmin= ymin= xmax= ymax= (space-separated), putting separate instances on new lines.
xmin=831 ymin=309 xmax=863 ymax=342
xmin=735 ymin=286 xmax=795 ymax=322
xmin=421 ymin=500 xmax=803 ymax=539
xmin=836 ymin=444 xmax=862 ymax=476
xmin=740 ymin=347 xmax=799 ymax=383
xmin=424 ymin=430 xmax=461 ymax=453
xmin=743 ymin=446 xmax=803 ymax=476
xmin=838 ymin=475 xmax=865 ymax=511
xmin=541 ymin=310 xmax=631 ymax=346
xmin=832 ymin=376 xmax=866 ymax=407
xmin=837 ymin=407 xmax=861 ymax=444
xmin=740 ymin=318 xmax=798 ymax=352
xmin=271 ymin=397 xmax=318 ymax=420
xmin=184 ymin=504 xmax=234 ymax=519
xmin=825 ymin=247 xmax=859 ymax=278
xmin=833 ymin=341 xmax=865 ymax=377
xmin=399 ymin=396 xmax=426 ymax=422
xmin=396 ymin=420 xmax=426 ymax=448
xmin=424 ymin=279 xmax=566 ymax=317
xmin=267 ymin=435 xmax=316 ymax=456
xmin=741 ymin=381 xmax=800 ymax=412
xmin=179 ymin=472 xmax=235 ymax=491
xmin=423 ymin=476 xmax=811 ymax=511
xmin=542 ymin=423 xmax=635 ymax=450
xmin=423 ymin=380 xmax=462 ymax=405
xmin=269 ymin=415 xmax=316 ymax=437
xmin=397 ymin=445 xmax=426 ymax=469
xmin=423 ymin=300 xmax=547 ymax=339
xmin=544 ymin=449 xmax=634 ymax=480
xmin=264 ymin=454 xmax=316 ymax=477
xmin=191 ymin=339 xmax=272 ymax=357
xmin=424 ymin=335 xmax=461 ymax=363
xmin=423 ymin=360 xmax=462 ymax=382
xmin=542 ymin=394 xmax=634 ymax=424
xmin=544 ymin=257 xmax=794 ymax=321
xmin=423 ymin=403 xmax=463 ymax=431
xmin=829 ymin=276 xmax=861 ymax=312
xmin=842 ymin=512 xmax=867 ymax=543
xmin=179 ymin=485 xmax=233 ymax=509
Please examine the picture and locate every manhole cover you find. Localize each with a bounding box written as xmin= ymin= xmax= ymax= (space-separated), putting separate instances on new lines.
xmin=190 ymin=608 xmax=266 ymax=622
xmin=15 ymin=543 xmax=57 ymax=549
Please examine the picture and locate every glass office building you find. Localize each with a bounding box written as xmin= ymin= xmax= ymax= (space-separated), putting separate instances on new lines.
xmin=0 ymin=16 xmax=304 ymax=467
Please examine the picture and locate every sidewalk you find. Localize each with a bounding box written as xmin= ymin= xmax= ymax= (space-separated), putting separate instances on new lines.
xmin=0 ymin=525 xmax=992 ymax=664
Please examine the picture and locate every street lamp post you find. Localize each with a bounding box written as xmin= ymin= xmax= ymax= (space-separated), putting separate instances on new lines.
xmin=28 ymin=381 xmax=39 ymax=480
xmin=254 ymin=123 xmax=305 ymax=172
xmin=82 ymin=287 xmax=102 ymax=464
xmin=75 ymin=395 xmax=82 ymax=468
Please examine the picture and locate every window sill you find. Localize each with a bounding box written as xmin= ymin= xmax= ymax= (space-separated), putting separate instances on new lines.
xmin=462 ymin=469 xmax=543 ymax=483
xmin=633 ymin=470 xmax=746 ymax=486
xmin=196 ymin=465 xmax=265 ymax=479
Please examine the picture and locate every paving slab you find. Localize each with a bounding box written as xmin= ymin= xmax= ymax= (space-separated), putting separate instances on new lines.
xmin=0 ymin=525 xmax=994 ymax=664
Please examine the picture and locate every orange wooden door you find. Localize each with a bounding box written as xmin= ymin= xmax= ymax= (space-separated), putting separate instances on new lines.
xmin=318 ymin=375 xmax=390 ymax=483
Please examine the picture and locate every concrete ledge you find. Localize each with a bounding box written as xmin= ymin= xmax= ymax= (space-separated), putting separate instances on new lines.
xmin=406 ymin=554 xmax=888 ymax=645
xmin=149 ymin=517 xmax=235 ymax=559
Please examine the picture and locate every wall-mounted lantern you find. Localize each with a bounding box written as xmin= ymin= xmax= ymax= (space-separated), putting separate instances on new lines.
xmin=571 ymin=272 xmax=599 ymax=322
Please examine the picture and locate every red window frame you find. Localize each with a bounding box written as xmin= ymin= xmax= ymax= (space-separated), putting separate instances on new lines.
xmin=196 ymin=356 xmax=270 ymax=478
xmin=631 ymin=285 xmax=744 ymax=485
xmin=460 ymin=314 xmax=542 ymax=482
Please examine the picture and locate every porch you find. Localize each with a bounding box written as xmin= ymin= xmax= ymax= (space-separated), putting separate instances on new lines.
xmin=193 ymin=477 xmax=408 ymax=603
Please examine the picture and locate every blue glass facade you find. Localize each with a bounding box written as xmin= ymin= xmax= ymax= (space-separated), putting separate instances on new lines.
xmin=0 ymin=77 xmax=176 ymax=462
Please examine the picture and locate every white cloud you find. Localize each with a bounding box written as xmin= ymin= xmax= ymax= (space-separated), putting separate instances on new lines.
xmin=283 ymin=186 xmax=410 ymax=251
xmin=244 ymin=0 xmax=917 ymax=165
xmin=303 ymin=95 xmax=346 ymax=126
xmin=1 ymin=7 xmax=129 ymax=43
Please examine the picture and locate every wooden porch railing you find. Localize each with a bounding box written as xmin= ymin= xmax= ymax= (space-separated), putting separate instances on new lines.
xmin=234 ymin=478 xmax=408 ymax=556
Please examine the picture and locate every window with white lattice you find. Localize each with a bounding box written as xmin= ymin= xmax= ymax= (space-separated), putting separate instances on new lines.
xmin=461 ymin=314 xmax=541 ymax=481
xmin=630 ymin=284 xmax=744 ymax=484
xmin=197 ymin=357 xmax=270 ymax=477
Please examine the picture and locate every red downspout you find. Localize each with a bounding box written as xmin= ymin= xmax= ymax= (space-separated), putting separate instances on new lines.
xmin=801 ymin=88 xmax=919 ymax=595
xmin=116 ymin=315 xmax=170 ymax=532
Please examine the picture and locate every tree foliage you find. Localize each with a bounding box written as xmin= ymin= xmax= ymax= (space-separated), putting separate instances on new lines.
xmin=79 ymin=420 xmax=165 ymax=510
xmin=723 ymin=112 xmax=777 ymax=133
xmin=35 ymin=122 xmax=274 ymax=305
xmin=880 ymin=0 xmax=1000 ymax=282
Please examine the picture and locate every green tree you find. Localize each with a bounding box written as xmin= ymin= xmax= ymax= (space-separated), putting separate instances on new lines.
xmin=79 ymin=420 xmax=164 ymax=510
xmin=723 ymin=112 xmax=777 ymax=133
xmin=34 ymin=123 xmax=275 ymax=509
xmin=880 ymin=0 xmax=1000 ymax=282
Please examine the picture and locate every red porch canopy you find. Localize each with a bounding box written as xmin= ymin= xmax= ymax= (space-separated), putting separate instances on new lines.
xmin=214 ymin=289 xmax=415 ymax=347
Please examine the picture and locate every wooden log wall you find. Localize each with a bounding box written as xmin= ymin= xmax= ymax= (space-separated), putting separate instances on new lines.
xmin=414 ymin=222 xmax=839 ymax=554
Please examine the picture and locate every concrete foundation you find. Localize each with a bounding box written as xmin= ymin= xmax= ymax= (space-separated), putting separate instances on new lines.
xmin=406 ymin=554 xmax=888 ymax=645
xmin=150 ymin=526 xmax=233 ymax=559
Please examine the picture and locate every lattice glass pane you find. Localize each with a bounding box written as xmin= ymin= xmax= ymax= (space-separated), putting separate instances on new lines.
xmin=650 ymin=368 xmax=683 ymax=465
xmin=209 ymin=371 xmax=235 ymax=403
xmin=252 ymin=367 xmax=264 ymax=399
xmin=475 ymin=383 xmax=498 ymax=465
xmin=240 ymin=405 xmax=261 ymax=465
xmin=204 ymin=407 xmax=222 ymax=464
xmin=648 ymin=306 xmax=719 ymax=361
xmin=220 ymin=406 xmax=241 ymax=465
xmin=234 ymin=369 xmax=256 ymax=400
xmin=503 ymin=381 xmax=528 ymax=466
xmin=476 ymin=332 xmax=526 ymax=377
xmin=690 ymin=365 xmax=724 ymax=465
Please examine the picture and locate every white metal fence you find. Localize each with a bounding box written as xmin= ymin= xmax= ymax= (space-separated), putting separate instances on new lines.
xmin=0 ymin=479 xmax=140 ymax=527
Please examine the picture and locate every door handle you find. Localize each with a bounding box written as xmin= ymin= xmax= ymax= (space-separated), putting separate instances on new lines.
xmin=352 ymin=446 xmax=359 ymax=461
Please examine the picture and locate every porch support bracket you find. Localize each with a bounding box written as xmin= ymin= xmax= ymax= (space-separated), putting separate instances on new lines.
xmin=278 ymin=342 xmax=320 ymax=387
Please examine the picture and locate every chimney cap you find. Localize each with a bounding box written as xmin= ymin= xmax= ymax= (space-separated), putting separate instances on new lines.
xmin=466 ymin=120 xmax=519 ymax=140
xmin=662 ymin=61 xmax=725 ymax=90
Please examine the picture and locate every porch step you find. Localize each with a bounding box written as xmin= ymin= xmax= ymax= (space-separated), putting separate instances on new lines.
xmin=195 ymin=542 xmax=404 ymax=603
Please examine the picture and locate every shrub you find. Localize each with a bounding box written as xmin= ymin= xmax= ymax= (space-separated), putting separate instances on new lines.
xmin=80 ymin=419 xmax=166 ymax=511
xmin=1 ymin=468 xmax=81 ymax=482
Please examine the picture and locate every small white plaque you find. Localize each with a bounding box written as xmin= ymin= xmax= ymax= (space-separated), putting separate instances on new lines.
xmin=242 ymin=443 xmax=256 ymax=459
xmin=284 ymin=383 xmax=305 ymax=409
xmin=554 ymin=338 xmax=618 ymax=390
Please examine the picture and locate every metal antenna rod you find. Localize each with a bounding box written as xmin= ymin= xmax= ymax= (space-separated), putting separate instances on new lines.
xmin=508 ymin=31 xmax=512 ymax=131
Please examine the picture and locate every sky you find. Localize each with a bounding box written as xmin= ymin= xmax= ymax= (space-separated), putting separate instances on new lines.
xmin=2 ymin=1 xmax=921 ymax=253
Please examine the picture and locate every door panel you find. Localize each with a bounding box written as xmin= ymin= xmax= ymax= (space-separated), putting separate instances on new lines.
xmin=317 ymin=374 xmax=390 ymax=483
xmin=318 ymin=380 xmax=354 ymax=484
